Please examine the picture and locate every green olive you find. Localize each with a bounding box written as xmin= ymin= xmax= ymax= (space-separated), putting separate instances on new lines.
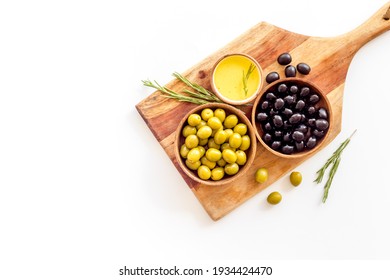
xmin=180 ymin=144 xmax=190 ymax=158
xmin=185 ymin=134 xmax=199 ymax=149
xmin=211 ymin=126 xmax=223 ymax=137
xmin=187 ymin=148 xmax=201 ymax=163
xmin=224 ymin=129 xmax=233 ymax=141
xmin=222 ymin=149 xmax=237 ymax=164
xmin=290 ymin=171 xmax=302 ymax=187
xmin=211 ymin=167 xmax=225 ymax=181
xmin=267 ymin=192 xmax=282 ymax=205
xmin=233 ymin=123 xmax=247 ymax=136
xmin=240 ymin=135 xmax=251 ymax=151
xmin=208 ymin=138 xmax=220 ymax=150
xmin=214 ymin=108 xmax=226 ymax=122
xmin=229 ymin=133 xmax=242 ymax=149
xmin=235 ymin=150 xmax=247 ymax=165
xmin=223 ymin=114 xmax=238 ymax=129
xmin=201 ymin=108 xmax=214 ymax=121
xmin=214 ymin=130 xmax=227 ymax=145
xmin=201 ymin=156 xmax=216 ymax=169
xmin=207 ymin=116 xmax=222 ymax=130
xmin=197 ymin=165 xmax=211 ymax=180
xmin=198 ymin=138 xmax=208 ymax=146
xmin=197 ymin=126 xmax=212 ymax=139
xmin=185 ymin=159 xmax=201 ymax=170
xmin=196 ymin=120 xmax=207 ymax=130
xmin=221 ymin=143 xmax=236 ymax=152
xmin=225 ymin=163 xmax=239 ymax=175
xmin=255 ymin=167 xmax=268 ymax=183
xmin=197 ymin=146 xmax=205 ymax=158
xmin=217 ymin=158 xmax=227 ymax=167
xmin=188 ymin=113 xmax=202 ymax=126
xmin=182 ymin=125 xmax=197 ymax=137
xmin=205 ymin=148 xmax=222 ymax=162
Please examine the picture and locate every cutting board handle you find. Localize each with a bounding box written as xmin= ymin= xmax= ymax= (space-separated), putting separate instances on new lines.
xmin=343 ymin=1 xmax=390 ymax=51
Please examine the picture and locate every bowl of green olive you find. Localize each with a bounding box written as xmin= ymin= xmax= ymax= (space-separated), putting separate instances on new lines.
xmin=174 ymin=103 xmax=257 ymax=186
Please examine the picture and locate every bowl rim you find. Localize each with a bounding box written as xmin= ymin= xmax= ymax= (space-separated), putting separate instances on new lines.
xmin=211 ymin=53 xmax=264 ymax=106
xmin=251 ymin=77 xmax=333 ymax=159
xmin=174 ymin=103 xmax=257 ymax=186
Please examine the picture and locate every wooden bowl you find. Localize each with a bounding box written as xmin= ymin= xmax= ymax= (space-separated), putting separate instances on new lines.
xmin=251 ymin=78 xmax=332 ymax=159
xmin=211 ymin=53 xmax=264 ymax=106
xmin=174 ymin=103 xmax=257 ymax=186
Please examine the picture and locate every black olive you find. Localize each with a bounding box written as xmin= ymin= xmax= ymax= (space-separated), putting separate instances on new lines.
xmin=283 ymin=132 xmax=291 ymax=142
xmin=277 ymin=53 xmax=292 ymax=65
xmin=274 ymin=98 xmax=285 ymax=110
xmin=281 ymin=145 xmax=294 ymax=154
xmin=308 ymin=118 xmax=316 ymax=127
xmin=289 ymin=113 xmax=302 ymax=124
xmin=289 ymin=85 xmax=299 ymax=94
xmin=273 ymin=115 xmax=283 ymax=127
xmin=318 ymin=108 xmax=328 ymax=119
xmin=292 ymin=131 xmax=305 ymax=142
xmin=295 ymin=141 xmax=304 ymax=152
xmin=315 ymin=119 xmax=329 ymax=130
xmin=263 ymin=133 xmax=273 ymax=143
xmin=283 ymin=120 xmax=292 ymax=130
xmin=306 ymin=136 xmax=317 ymax=149
xmin=300 ymin=113 xmax=306 ymax=123
xmin=266 ymin=72 xmax=280 ymax=83
xmin=260 ymin=101 xmax=269 ymax=110
xmin=284 ymin=95 xmax=294 ymax=105
xmin=296 ymin=124 xmax=308 ymax=133
xmin=278 ymin=83 xmax=288 ymax=93
xmin=256 ymin=112 xmax=268 ymax=122
xmin=313 ymin=129 xmax=325 ymax=138
xmin=295 ymin=100 xmax=306 ymax=111
xmin=274 ymin=130 xmax=283 ymax=138
xmin=266 ymin=92 xmax=277 ymax=100
xmin=285 ymin=65 xmax=297 ymax=77
xmin=271 ymin=141 xmax=282 ymax=150
xmin=282 ymin=108 xmax=293 ymax=117
xmin=309 ymin=94 xmax=320 ymax=104
xmin=300 ymin=87 xmax=310 ymax=97
xmin=307 ymin=106 xmax=316 ymax=115
xmin=269 ymin=108 xmax=277 ymax=116
xmin=297 ymin=63 xmax=311 ymax=75
xmin=264 ymin=122 xmax=273 ymax=131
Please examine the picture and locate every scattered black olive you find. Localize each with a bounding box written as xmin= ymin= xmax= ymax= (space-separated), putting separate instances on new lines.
xmin=277 ymin=53 xmax=292 ymax=65
xmin=278 ymin=83 xmax=288 ymax=93
xmin=297 ymin=63 xmax=311 ymax=75
xmin=266 ymin=72 xmax=280 ymax=83
xmin=285 ymin=65 xmax=297 ymax=77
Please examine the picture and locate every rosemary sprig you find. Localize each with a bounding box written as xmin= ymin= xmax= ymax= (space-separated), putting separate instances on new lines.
xmin=314 ymin=129 xmax=357 ymax=203
xmin=142 ymin=73 xmax=223 ymax=105
xmin=242 ymin=63 xmax=256 ymax=96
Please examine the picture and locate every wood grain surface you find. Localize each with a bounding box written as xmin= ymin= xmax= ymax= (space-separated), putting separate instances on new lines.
xmin=136 ymin=2 xmax=390 ymax=220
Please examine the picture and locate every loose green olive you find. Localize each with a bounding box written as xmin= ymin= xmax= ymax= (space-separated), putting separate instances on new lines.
xmin=207 ymin=116 xmax=222 ymax=130
xmin=222 ymin=149 xmax=237 ymax=164
xmin=217 ymin=158 xmax=227 ymax=167
xmin=211 ymin=126 xmax=223 ymax=137
xmin=290 ymin=171 xmax=302 ymax=186
xmin=223 ymin=114 xmax=238 ymax=129
xmin=205 ymin=148 xmax=222 ymax=162
xmin=255 ymin=167 xmax=268 ymax=183
xmin=214 ymin=108 xmax=226 ymax=122
xmin=214 ymin=130 xmax=227 ymax=145
xmin=235 ymin=150 xmax=247 ymax=165
xmin=188 ymin=113 xmax=202 ymax=126
xmin=198 ymin=165 xmax=211 ymax=180
xmin=229 ymin=133 xmax=242 ymax=149
xmin=185 ymin=134 xmax=199 ymax=149
xmin=201 ymin=156 xmax=216 ymax=169
xmin=197 ymin=126 xmax=212 ymax=139
xmin=180 ymin=144 xmax=190 ymax=158
xmin=196 ymin=120 xmax=207 ymax=130
xmin=267 ymin=192 xmax=282 ymax=205
xmin=187 ymin=148 xmax=201 ymax=163
xmin=233 ymin=123 xmax=247 ymax=136
xmin=211 ymin=167 xmax=225 ymax=181
xmin=225 ymin=163 xmax=239 ymax=175
xmin=240 ymin=135 xmax=251 ymax=151
xmin=185 ymin=159 xmax=201 ymax=170
xmin=201 ymin=108 xmax=214 ymax=121
xmin=182 ymin=125 xmax=197 ymax=137
xmin=208 ymin=138 xmax=220 ymax=150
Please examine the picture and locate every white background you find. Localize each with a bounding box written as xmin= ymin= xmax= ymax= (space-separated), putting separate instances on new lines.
xmin=1 ymin=0 xmax=390 ymax=279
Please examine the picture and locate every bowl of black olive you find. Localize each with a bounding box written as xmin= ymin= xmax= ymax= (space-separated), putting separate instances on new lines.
xmin=251 ymin=78 xmax=332 ymax=158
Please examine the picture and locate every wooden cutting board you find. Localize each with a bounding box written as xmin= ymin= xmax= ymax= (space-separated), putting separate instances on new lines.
xmin=136 ymin=2 xmax=390 ymax=221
